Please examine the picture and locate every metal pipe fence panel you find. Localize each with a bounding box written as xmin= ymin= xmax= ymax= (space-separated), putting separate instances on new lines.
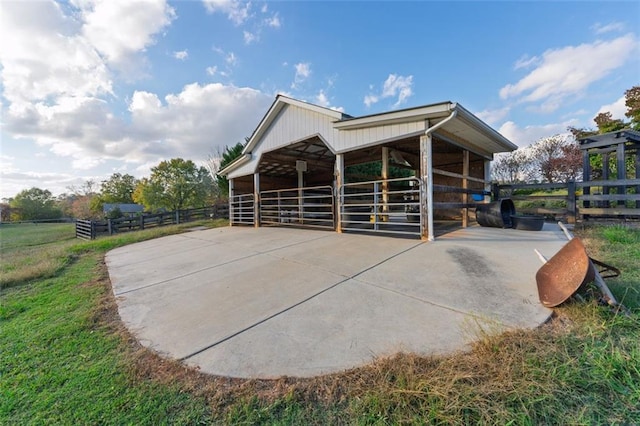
xmin=260 ymin=185 xmax=334 ymax=230
xmin=341 ymin=177 xmax=423 ymax=237
xmin=230 ymin=194 xmax=255 ymax=225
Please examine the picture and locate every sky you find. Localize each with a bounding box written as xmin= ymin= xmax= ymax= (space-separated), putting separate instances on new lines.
xmin=1 ymin=0 xmax=639 ymax=200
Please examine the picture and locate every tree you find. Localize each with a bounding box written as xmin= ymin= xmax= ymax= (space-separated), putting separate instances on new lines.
xmin=100 ymin=173 xmax=138 ymax=203
xmin=215 ymin=142 xmax=245 ymax=197
xmin=91 ymin=173 xmax=139 ymax=215
xmin=10 ymin=187 xmax=62 ymax=220
xmin=593 ymin=112 xmax=626 ymax=134
xmin=625 ymin=85 xmax=640 ymax=130
xmin=133 ymin=158 xmax=214 ymax=211
xmin=491 ymin=150 xmax=532 ymax=184
xmin=527 ymin=135 xmax=582 ymax=183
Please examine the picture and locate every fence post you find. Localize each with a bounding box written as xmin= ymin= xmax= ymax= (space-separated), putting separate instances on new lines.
xmin=91 ymin=221 xmax=97 ymax=240
xmin=567 ymin=180 xmax=576 ymax=224
xmin=175 ymin=210 xmax=180 ymax=224
xmin=107 ymin=219 xmax=113 ymax=235
xmin=491 ymin=183 xmax=500 ymax=201
xmin=140 ymin=215 xmax=144 ymax=230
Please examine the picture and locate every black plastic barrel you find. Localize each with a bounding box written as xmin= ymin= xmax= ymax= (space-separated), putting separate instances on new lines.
xmin=475 ymin=199 xmax=516 ymax=228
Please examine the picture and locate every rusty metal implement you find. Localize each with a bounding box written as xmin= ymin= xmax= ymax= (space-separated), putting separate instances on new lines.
xmin=536 ymin=238 xmax=596 ymax=307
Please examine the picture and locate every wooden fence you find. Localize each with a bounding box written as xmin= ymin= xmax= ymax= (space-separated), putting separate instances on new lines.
xmin=75 ymin=204 xmax=229 ymax=240
xmin=494 ymin=178 xmax=640 ymax=223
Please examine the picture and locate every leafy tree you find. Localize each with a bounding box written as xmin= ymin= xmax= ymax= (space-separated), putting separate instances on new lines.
xmin=527 ymin=135 xmax=582 ymax=182
xmin=91 ymin=173 xmax=139 ymax=215
xmin=527 ymin=135 xmax=582 ymax=183
xmin=215 ymin=142 xmax=246 ymax=197
xmin=10 ymin=187 xmax=62 ymax=220
xmin=100 ymin=173 xmax=138 ymax=203
xmin=491 ymin=150 xmax=532 ymax=184
xmin=65 ymin=180 xmax=99 ymax=218
xmin=133 ymin=158 xmax=214 ymax=211
xmin=593 ymin=112 xmax=626 ymax=134
xmin=625 ymin=85 xmax=640 ymax=130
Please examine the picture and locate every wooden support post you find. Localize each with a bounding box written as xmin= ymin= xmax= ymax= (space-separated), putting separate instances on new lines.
xmin=254 ymin=173 xmax=260 ymax=227
xmin=140 ymin=215 xmax=144 ymax=230
xmin=229 ymin=179 xmax=235 ymax=226
xmin=420 ymin=133 xmax=434 ymax=241
xmin=335 ymin=154 xmax=344 ymax=232
xmin=567 ymin=180 xmax=576 ymax=224
xmin=636 ymin=149 xmax=640 ymax=208
xmin=492 ymin=182 xmax=500 ymax=202
xmin=462 ymin=150 xmax=469 ymax=228
xmin=107 ymin=219 xmax=113 ymax=235
xmin=381 ymin=147 xmax=389 ymax=221
xmin=582 ymin=151 xmax=591 ymax=209
xmin=617 ymin=143 xmax=626 ymax=207
xmin=602 ymin=153 xmax=610 ymax=208
xmin=298 ymin=170 xmax=304 ymax=224
xmin=484 ymin=159 xmax=491 ymax=202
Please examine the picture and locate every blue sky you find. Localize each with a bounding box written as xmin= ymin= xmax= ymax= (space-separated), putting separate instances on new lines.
xmin=1 ymin=0 xmax=639 ymax=199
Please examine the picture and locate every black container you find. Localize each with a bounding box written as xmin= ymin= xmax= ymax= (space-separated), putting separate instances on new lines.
xmin=475 ymin=199 xmax=516 ymax=228
xmin=511 ymin=215 xmax=544 ymax=231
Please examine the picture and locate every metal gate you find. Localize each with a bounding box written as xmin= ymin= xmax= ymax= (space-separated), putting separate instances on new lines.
xmin=341 ymin=177 xmax=423 ymax=237
xmin=260 ymin=185 xmax=334 ymax=230
xmin=230 ymin=193 xmax=255 ymax=225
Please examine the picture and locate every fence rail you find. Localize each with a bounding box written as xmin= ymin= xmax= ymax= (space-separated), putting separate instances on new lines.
xmin=341 ymin=177 xmax=423 ymax=237
xmin=75 ymin=204 xmax=229 ymax=240
xmin=260 ymin=185 xmax=334 ymax=230
xmin=495 ymin=178 xmax=640 ymax=223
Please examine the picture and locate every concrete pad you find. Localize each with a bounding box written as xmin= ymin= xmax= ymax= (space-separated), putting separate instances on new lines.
xmin=107 ymin=224 xmax=567 ymax=379
xmin=187 ymin=279 xmax=472 ymax=378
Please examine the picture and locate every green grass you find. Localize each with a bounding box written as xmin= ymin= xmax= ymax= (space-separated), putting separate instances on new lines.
xmin=1 ymin=222 xmax=639 ymax=424
xmin=0 ymin=223 xmax=77 ymax=288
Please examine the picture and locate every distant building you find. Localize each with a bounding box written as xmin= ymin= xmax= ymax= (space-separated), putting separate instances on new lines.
xmin=103 ymin=203 xmax=144 ymax=216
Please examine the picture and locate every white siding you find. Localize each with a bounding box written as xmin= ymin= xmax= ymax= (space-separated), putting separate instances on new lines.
xmin=332 ymin=120 xmax=426 ymax=153
xmin=255 ymin=104 xmax=338 ymax=153
xmin=228 ymin=158 xmax=258 ymax=179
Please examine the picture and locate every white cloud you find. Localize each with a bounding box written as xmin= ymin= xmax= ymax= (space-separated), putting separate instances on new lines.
xmin=0 ymin=1 xmax=113 ymax=108
xmin=498 ymin=119 xmax=579 ymax=148
xmin=364 ymin=94 xmax=379 ymax=108
xmin=365 ymin=74 xmax=414 ymax=109
xmin=475 ymin=107 xmax=510 ymax=126
xmin=513 ymin=54 xmax=539 ymax=70
xmin=314 ymin=90 xmax=344 ymax=112
xmin=0 ymin=169 xmax=100 ymax=200
xmin=173 ymin=50 xmax=188 ymax=60
xmin=291 ymin=62 xmax=311 ymax=88
xmin=591 ymin=22 xmax=625 ymax=35
xmin=265 ymin=13 xmax=281 ymax=28
xmin=202 ymin=0 xmax=250 ymax=25
xmin=206 ymin=66 xmax=218 ymax=76
xmin=500 ymin=34 xmax=638 ymax=113
xmin=243 ymin=31 xmax=257 ymax=44
xmin=226 ymin=52 xmax=237 ymax=66
xmin=76 ymin=0 xmax=175 ymax=70
xmin=596 ymin=95 xmax=627 ymax=120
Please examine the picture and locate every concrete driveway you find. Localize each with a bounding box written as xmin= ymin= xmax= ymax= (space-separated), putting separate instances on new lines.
xmin=106 ymin=224 xmax=567 ymax=379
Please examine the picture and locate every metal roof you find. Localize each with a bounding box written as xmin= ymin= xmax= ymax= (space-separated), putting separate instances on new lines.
xmin=219 ymin=95 xmax=516 ymax=177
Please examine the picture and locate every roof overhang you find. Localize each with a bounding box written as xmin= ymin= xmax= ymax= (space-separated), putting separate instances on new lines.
xmin=218 ymin=153 xmax=251 ymax=177
xmin=335 ymin=101 xmax=517 ymax=154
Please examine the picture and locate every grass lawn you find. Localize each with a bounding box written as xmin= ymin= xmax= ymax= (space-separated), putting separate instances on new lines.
xmin=1 ymin=221 xmax=639 ymax=424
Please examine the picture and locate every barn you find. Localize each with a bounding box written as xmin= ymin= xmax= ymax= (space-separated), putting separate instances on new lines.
xmin=219 ymin=95 xmax=517 ymax=240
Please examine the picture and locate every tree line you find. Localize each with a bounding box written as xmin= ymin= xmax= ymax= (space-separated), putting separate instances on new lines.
xmin=492 ymin=85 xmax=639 ymax=184
xmin=2 ymin=143 xmax=245 ymax=222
